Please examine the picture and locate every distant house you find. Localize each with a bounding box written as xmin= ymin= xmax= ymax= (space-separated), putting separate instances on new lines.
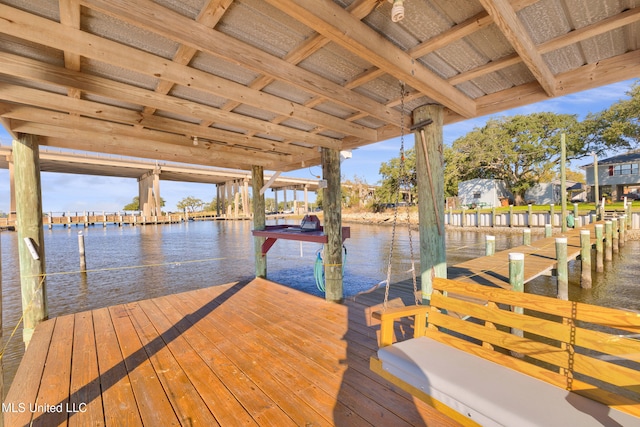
xmin=457 ymin=179 xmax=512 ymax=208
xmin=524 ymin=180 xmax=584 ymax=205
xmin=583 ymin=150 xmax=640 ymax=201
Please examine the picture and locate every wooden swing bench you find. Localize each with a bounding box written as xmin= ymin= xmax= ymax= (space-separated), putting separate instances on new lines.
xmin=370 ymin=278 xmax=640 ymax=426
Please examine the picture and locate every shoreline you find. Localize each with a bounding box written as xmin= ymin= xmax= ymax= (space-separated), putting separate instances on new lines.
xmin=341 ymin=211 xmax=640 ymax=240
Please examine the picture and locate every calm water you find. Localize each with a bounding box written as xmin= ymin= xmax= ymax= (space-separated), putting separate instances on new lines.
xmin=1 ymin=220 xmax=639 ymax=392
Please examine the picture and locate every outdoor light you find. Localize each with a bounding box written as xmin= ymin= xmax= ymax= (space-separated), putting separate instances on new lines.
xmin=390 ymin=0 xmax=405 ymax=22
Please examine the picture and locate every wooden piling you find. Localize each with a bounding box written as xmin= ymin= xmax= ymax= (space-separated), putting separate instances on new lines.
xmin=414 ymin=104 xmax=446 ymax=304
xmin=78 ymin=231 xmax=87 ymax=272
xmin=485 ymin=235 xmax=495 ymax=256
xmin=13 ymin=134 xmax=48 ymax=344
xmin=605 ymin=221 xmax=613 ymax=262
xmin=556 ymin=237 xmax=568 ymax=300
xmin=580 ymin=230 xmax=592 ymax=289
xmin=522 ymin=229 xmax=531 ymax=246
xmin=612 ymin=218 xmax=619 ymax=254
xmin=252 ymin=165 xmax=267 ymax=278
xmin=573 ymin=203 xmax=579 ymax=227
xmin=527 ymin=204 xmax=533 ymax=227
xmin=619 ymin=215 xmax=626 ymax=247
xmin=545 ymin=223 xmax=552 ymax=237
xmin=322 ymin=148 xmax=343 ymax=303
xmin=509 ymin=252 xmax=525 ymax=352
xmin=550 ymin=204 xmax=555 ymax=227
xmin=595 ymin=223 xmax=604 ymax=272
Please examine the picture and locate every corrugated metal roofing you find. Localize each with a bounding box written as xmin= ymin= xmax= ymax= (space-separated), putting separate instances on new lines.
xmin=0 ymin=0 xmax=638 ymax=171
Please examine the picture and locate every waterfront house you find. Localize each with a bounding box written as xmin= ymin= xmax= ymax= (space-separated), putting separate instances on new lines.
xmin=583 ymin=150 xmax=640 ymax=201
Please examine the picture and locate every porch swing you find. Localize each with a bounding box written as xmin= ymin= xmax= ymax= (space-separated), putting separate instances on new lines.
xmin=368 ymin=84 xmax=640 ymax=426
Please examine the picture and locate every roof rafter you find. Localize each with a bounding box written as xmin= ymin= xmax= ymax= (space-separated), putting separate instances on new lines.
xmin=0 ymin=51 xmax=344 ymax=151
xmin=477 ymin=0 xmax=557 ymax=96
xmin=78 ymin=0 xmax=402 ymax=126
xmin=264 ymin=0 xmax=476 ymax=118
xmin=0 ymin=3 xmax=374 ymax=143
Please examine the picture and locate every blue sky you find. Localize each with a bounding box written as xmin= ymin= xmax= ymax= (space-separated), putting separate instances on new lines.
xmin=0 ymin=78 xmax=637 ymax=214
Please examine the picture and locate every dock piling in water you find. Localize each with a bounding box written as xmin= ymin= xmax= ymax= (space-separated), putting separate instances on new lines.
xmin=580 ymin=230 xmax=592 ymax=289
xmin=485 ymin=235 xmax=495 ymax=256
xmin=555 ymin=237 xmax=568 ymax=300
xmin=595 ymin=224 xmax=604 ymax=272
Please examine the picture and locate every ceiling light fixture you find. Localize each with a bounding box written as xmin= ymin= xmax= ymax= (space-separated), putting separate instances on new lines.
xmin=390 ymin=0 xmax=405 ymax=22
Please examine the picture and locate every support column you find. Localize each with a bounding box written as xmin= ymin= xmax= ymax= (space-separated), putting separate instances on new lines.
xmin=413 ymin=105 xmax=445 ymax=304
xmin=13 ymin=134 xmax=48 ymax=345
xmin=252 ymin=166 xmax=267 ymax=278
xmin=304 ymin=185 xmax=309 ymax=213
xmin=322 ymin=148 xmax=343 ymax=302
xmin=138 ymin=168 xmax=161 ymax=217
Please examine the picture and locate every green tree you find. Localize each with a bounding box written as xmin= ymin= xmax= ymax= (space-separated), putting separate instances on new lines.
xmin=445 ymin=112 xmax=585 ymax=205
xmin=177 ymin=196 xmax=205 ymax=212
xmin=582 ymin=83 xmax=640 ymax=152
xmin=377 ymin=148 xmax=417 ymax=204
xmin=123 ymin=196 xmax=165 ymax=211
xmin=123 ymin=196 xmax=140 ymax=211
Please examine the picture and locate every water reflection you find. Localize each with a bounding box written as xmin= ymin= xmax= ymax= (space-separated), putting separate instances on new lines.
xmin=1 ymin=221 xmax=639 ymax=394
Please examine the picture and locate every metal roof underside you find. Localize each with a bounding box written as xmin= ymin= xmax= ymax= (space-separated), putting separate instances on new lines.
xmin=0 ymin=0 xmax=638 ymax=172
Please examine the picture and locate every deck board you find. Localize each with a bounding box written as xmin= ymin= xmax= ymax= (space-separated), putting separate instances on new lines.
xmin=4 ymin=278 xmax=461 ymax=427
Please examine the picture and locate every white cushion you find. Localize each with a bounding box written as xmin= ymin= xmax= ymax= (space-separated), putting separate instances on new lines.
xmin=378 ymin=337 xmax=640 ymax=426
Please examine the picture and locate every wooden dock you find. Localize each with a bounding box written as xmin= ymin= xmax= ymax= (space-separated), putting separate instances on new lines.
xmin=4 ymin=278 xmax=459 ymax=427
xmin=448 ymin=223 xmax=600 ymax=289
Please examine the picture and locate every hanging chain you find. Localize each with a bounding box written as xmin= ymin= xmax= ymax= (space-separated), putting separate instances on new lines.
xmin=384 ymin=81 xmax=420 ymax=307
xmin=400 ymin=86 xmax=419 ymax=305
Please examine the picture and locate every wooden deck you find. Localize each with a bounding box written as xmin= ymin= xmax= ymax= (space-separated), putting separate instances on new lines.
xmin=4 ymin=278 xmax=459 ymax=427
xmin=449 ymin=223 xmax=600 ymax=289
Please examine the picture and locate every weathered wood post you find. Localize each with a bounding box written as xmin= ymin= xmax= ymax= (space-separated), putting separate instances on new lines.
xmin=580 ymin=230 xmax=592 ymax=289
xmin=549 ymin=204 xmax=555 ymax=227
xmin=527 ymin=204 xmax=533 ymax=227
xmin=491 ymin=207 xmax=496 ymax=227
xmin=522 ymin=228 xmax=531 ymax=246
xmin=604 ymin=220 xmax=613 ymax=262
xmin=573 ymin=203 xmax=579 ymax=228
xmin=13 ymin=134 xmax=48 ymax=345
xmin=619 ymin=215 xmax=626 ymax=247
xmin=78 ymin=231 xmax=87 ymax=273
xmin=595 ymin=223 xmax=604 ymax=272
xmin=556 ymin=237 xmax=568 ymax=300
xmin=449 ymin=207 xmax=454 ymax=226
xmin=252 ymin=166 xmax=267 ymax=278
xmin=612 ymin=217 xmax=619 ymax=254
xmin=476 ymin=208 xmax=480 ymax=228
xmin=414 ymin=105 xmax=446 ymax=304
xmin=485 ymin=235 xmax=495 ymax=256
xmin=461 ymin=207 xmax=467 ymax=228
xmin=545 ymin=223 xmax=552 ymax=238
xmin=322 ymin=148 xmax=343 ymax=302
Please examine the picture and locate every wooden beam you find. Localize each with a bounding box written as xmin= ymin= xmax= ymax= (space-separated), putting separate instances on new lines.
xmin=10 ymin=122 xmax=283 ymax=170
xmin=0 ymin=51 xmax=343 ymax=152
xmin=478 ymin=0 xmax=557 ymax=96
xmin=252 ymin=165 xmax=267 ymax=278
xmin=448 ymin=7 xmax=640 ymax=87
xmin=321 ymin=147 xmax=343 ymax=302
xmin=0 ymin=4 xmax=373 ymax=142
xmin=78 ymin=0 xmax=402 ymax=126
xmin=260 ymin=171 xmax=282 ymax=196
xmin=264 ymin=0 xmax=476 ymax=118
xmin=3 ymin=110 xmax=288 ymax=165
xmin=446 ymin=50 xmax=640 ymax=124
xmin=0 ymin=88 xmax=314 ymax=157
